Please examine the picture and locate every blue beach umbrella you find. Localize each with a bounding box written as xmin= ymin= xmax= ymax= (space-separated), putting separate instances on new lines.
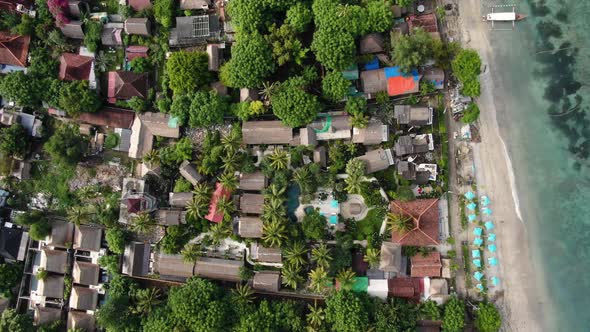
xmin=473 ymin=237 xmax=483 ymax=246
xmin=482 ymin=207 xmax=492 ymax=216
xmin=488 ymin=244 xmax=497 ymax=253
xmin=484 ymin=221 xmax=494 ymax=230
xmin=476 ymin=284 xmax=484 ymax=291
xmin=488 ymin=257 xmax=498 ymax=266
xmin=473 ymin=227 xmax=483 ymax=236
xmin=468 ymin=214 xmax=477 ymax=222
xmin=471 ymin=249 xmax=480 ymax=258
xmin=467 ymin=202 xmax=477 ymax=210
xmin=481 ymin=196 xmax=491 ymax=206
xmin=472 ymin=259 xmax=481 ymax=268
xmin=491 ymin=277 xmax=500 ymax=286
xmin=487 ymin=233 xmax=496 ymax=242
xmin=464 ymin=191 xmax=475 ymax=200
xmin=473 ymin=271 xmax=484 ymax=281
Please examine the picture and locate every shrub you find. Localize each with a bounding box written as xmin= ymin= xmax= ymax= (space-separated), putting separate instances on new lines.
xmin=105 ymin=228 xmax=127 ymax=254
xmin=322 ymin=71 xmax=350 ymax=102
xmin=104 ymin=133 xmax=120 ymax=149
xmin=83 ymin=21 xmax=102 ymax=52
xmin=461 ymin=103 xmax=480 ymax=123
xmin=29 ymin=222 xmax=52 ymax=241
xmin=475 ymin=302 xmax=502 ymax=332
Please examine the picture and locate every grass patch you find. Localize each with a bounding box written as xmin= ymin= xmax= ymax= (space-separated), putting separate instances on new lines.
xmin=353 ymin=207 xmax=386 ymax=241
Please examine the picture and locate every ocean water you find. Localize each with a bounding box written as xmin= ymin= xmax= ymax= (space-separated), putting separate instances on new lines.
xmin=485 ymin=0 xmax=590 ymax=330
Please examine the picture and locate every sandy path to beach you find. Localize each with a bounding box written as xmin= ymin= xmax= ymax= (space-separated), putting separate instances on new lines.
xmin=455 ymin=1 xmax=551 ymax=330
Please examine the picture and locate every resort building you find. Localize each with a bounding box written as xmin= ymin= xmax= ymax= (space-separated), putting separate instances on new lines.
xmin=253 ymin=271 xmax=281 ymax=292
xmin=237 ymin=216 xmax=263 ymax=238
xmin=60 ymin=21 xmax=85 ymax=39
xmin=58 ymin=53 xmax=94 ymax=82
xmin=67 ymin=311 xmax=96 ymax=332
xmin=169 ymin=192 xmax=193 ymax=208
xmin=410 ymin=251 xmax=442 ymax=278
xmin=393 ymin=105 xmax=434 ymax=127
xmin=250 ymin=243 xmax=282 ymax=264
xmin=169 ymin=15 xmax=220 ymax=47
xmin=390 ymin=199 xmax=440 ymax=246
xmin=238 ymin=172 xmax=268 ymax=191
xmin=155 ymin=209 xmax=187 ymax=226
xmin=356 ymin=148 xmax=395 ymax=173
xmin=205 ymin=183 xmax=231 ymax=223
xmin=122 ymin=242 xmax=152 ymax=277
xmin=393 ymin=134 xmax=435 ymax=157
xmin=242 ymin=121 xmax=294 ymax=145
xmin=179 ymin=160 xmax=203 ymax=185
xmin=124 ymin=18 xmax=151 ymax=37
xmin=352 ymin=119 xmax=389 ymax=145
xmin=107 ymin=71 xmax=149 ymax=103
xmin=119 ymin=178 xmax=157 ymax=223
xmin=239 ymin=193 xmax=264 ymax=215
xmin=128 ymin=112 xmax=180 ymax=159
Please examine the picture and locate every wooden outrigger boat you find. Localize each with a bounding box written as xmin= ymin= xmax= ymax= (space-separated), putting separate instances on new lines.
xmin=483 ymin=6 xmax=526 ymax=29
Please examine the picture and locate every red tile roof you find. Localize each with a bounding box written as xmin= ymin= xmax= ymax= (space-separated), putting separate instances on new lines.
xmin=407 ymin=14 xmax=439 ymax=33
xmin=388 ymin=277 xmax=422 ymax=301
xmin=205 ymin=183 xmax=231 ymax=223
xmin=126 ymin=198 xmax=143 ymax=213
xmin=390 ymin=199 xmax=439 ymax=246
xmin=77 ymin=107 xmax=135 ymax=129
xmin=128 ymin=0 xmax=151 ymax=11
xmin=107 ymin=71 xmax=149 ymax=103
xmin=126 ymin=46 xmax=149 ymax=62
xmin=59 ymin=53 xmax=93 ymax=81
xmin=410 ymin=251 xmax=442 ymax=277
xmin=0 ymin=32 xmax=30 ymax=67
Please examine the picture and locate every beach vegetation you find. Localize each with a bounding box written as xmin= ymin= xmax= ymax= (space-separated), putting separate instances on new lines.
xmin=461 ymin=103 xmax=480 ymax=123
xmin=391 ymin=27 xmax=433 ymax=73
xmin=475 ymin=302 xmax=502 ymax=332
xmin=442 ymin=296 xmax=466 ymax=332
xmin=452 ymin=49 xmax=482 ymax=82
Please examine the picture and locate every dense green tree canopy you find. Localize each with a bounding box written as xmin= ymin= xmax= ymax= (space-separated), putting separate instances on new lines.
xmin=220 ymin=32 xmax=275 ymax=88
xmin=106 ymin=228 xmax=128 ymax=254
xmin=311 ymin=27 xmax=356 ymax=71
xmin=265 ymin=24 xmax=309 ymax=67
xmin=452 ymin=49 xmax=482 ymax=83
xmin=475 ymin=302 xmax=502 ymax=332
xmin=442 ymin=296 xmax=466 ymax=332
xmin=373 ymin=298 xmax=419 ymax=332
xmin=58 ymin=80 xmax=102 ymax=116
xmin=461 ymin=102 xmax=480 ymax=123
xmin=325 ymin=291 xmax=369 ymax=332
xmin=286 ymin=2 xmax=313 ymax=33
xmin=153 ymin=0 xmax=174 ymax=28
xmin=166 ymin=51 xmax=212 ymax=95
xmin=83 ymin=21 xmax=102 ymax=52
xmin=0 ymin=309 xmax=34 ymax=332
xmin=227 ymin=0 xmax=267 ymax=32
xmin=0 ymin=263 xmax=22 ymax=297
xmin=271 ymin=77 xmax=321 ymax=128
xmin=0 ymin=72 xmax=41 ymax=107
xmin=28 ymin=48 xmax=58 ymax=78
xmin=0 ymin=124 xmax=28 ymax=158
xmin=44 ymin=124 xmax=87 ymax=165
xmin=322 ymin=71 xmax=350 ymax=102
xmin=171 ymin=90 xmax=228 ymax=128
xmin=391 ymin=28 xmax=434 ymax=73
xmin=168 ymin=277 xmax=231 ymax=332
xmin=302 ymin=208 xmax=327 ymax=240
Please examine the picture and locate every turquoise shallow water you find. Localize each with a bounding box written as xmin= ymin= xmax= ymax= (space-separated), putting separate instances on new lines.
xmin=485 ymin=0 xmax=590 ymax=330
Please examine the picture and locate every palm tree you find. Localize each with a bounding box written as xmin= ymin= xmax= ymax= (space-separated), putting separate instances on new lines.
xmin=284 ymin=241 xmax=308 ymax=269
xmin=336 ymin=268 xmax=356 ymax=290
xmin=292 ymin=167 xmax=312 ymax=192
xmin=281 ymin=264 xmax=304 ymax=290
xmin=66 ymin=206 xmax=91 ymax=225
xmin=142 ymin=150 xmax=160 ymax=167
xmin=263 ymin=183 xmax=286 ymax=201
xmin=192 ymin=182 xmax=212 ymax=201
xmin=186 ymin=197 xmax=208 ymax=221
xmin=181 ymin=243 xmax=201 ymax=263
xmin=131 ymin=288 xmax=162 ymax=316
xmin=344 ymin=159 xmax=366 ymax=194
xmin=131 ymin=212 xmax=156 ymax=234
xmin=262 ymin=220 xmax=287 ymax=248
xmin=387 ymin=212 xmax=414 ymax=234
xmin=231 ymin=284 xmax=254 ymax=304
xmin=311 ymin=244 xmax=332 ymax=269
xmin=221 ymin=151 xmax=241 ymax=172
xmin=76 ymin=186 xmax=97 ymax=201
xmin=221 ymin=128 xmax=242 ymax=154
xmin=363 ymin=248 xmax=381 ymax=269
xmin=218 ymin=172 xmax=238 ymax=191
xmin=306 ymin=302 xmax=325 ymax=330
xmin=260 ymin=81 xmax=277 ymax=102
xmin=308 ymin=266 xmax=329 ymax=293
xmin=267 ymin=148 xmax=289 ymax=171
xmin=216 ymin=196 xmax=235 ymax=222
xmin=262 ymin=197 xmax=286 ymax=223
xmin=349 ymin=111 xmax=369 ymax=128
xmin=210 ymin=223 xmax=232 ymax=246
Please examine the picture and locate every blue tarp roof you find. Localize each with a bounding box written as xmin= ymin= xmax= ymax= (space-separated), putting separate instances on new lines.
xmin=364 ymin=57 xmax=379 ymax=70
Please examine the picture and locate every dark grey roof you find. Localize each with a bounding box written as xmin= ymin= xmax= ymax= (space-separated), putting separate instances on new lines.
xmin=253 ymin=271 xmax=280 ymax=292
xmin=102 ymin=25 xmax=124 ymax=46
xmin=122 ymin=242 xmax=150 ymax=276
xmin=0 ymin=226 xmax=28 ymax=262
xmin=60 ymin=21 xmax=85 ymax=39
xmin=393 ymin=135 xmax=431 ymax=157
xmin=169 ymin=15 xmax=220 ymax=46
xmin=179 ymin=160 xmax=203 ymax=185
xmin=394 ymin=105 xmax=433 ymax=126
xmin=125 ymin=18 xmax=151 ymax=36
xmin=194 ymin=257 xmax=243 ymax=282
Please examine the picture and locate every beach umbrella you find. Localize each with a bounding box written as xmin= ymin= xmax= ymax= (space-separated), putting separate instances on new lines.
xmin=488 ymin=244 xmax=497 ymax=253
xmin=491 ymin=277 xmax=500 ymax=286
xmin=472 ymin=259 xmax=481 ymax=268
xmin=471 ymin=249 xmax=480 ymax=258
xmin=476 ymin=284 xmax=484 ymax=291
xmin=481 ymin=196 xmax=491 ymax=206
xmin=464 ymin=191 xmax=475 ymax=200
xmin=468 ymin=214 xmax=477 ymax=222
xmin=488 ymin=257 xmax=498 ymax=266
xmin=473 ymin=237 xmax=483 ymax=246
xmin=482 ymin=207 xmax=492 ymax=216
xmin=488 ymin=233 xmax=496 ymax=242
xmin=485 ymin=221 xmax=494 ymax=230
xmin=473 ymin=271 xmax=484 ymax=281
xmin=467 ymin=202 xmax=477 ymax=210
xmin=473 ymin=227 xmax=483 ymax=236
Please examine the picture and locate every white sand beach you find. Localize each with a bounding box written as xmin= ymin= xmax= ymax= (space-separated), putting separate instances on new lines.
xmin=455 ymin=1 xmax=553 ymax=330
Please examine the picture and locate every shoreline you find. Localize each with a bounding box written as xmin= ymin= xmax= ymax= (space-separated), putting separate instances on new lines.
xmin=455 ymin=0 xmax=554 ymax=330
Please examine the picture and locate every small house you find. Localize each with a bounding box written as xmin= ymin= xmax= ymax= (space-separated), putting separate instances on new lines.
xmin=60 ymin=21 xmax=85 ymax=39
xmin=352 ymin=119 xmax=389 ymax=145
xmin=251 ymin=243 xmax=282 ymax=263
xmin=126 ymin=45 xmax=149 ymax=62
xmin=122 ymin=242 xmax=151 ymax=277
xmin=156 ymin=209 xmax=186 ymax=225
xmin=179 ymin=0 xmax=210 ymax=10
xmin=242 ymin=121 xmax=294 ymax=145
xmin=154 ymin=252 xmax=194 ymax=280
xmin=44 ymin=220 xmax=74 ymax=249
xmin=313 ymin=146 xmax=327 ymax=167
xmin=253 ymin=271 xmax=281 ymax=292
xmin=238 ymin=216 xmax=263 ymax=238
xmin=39 ymin=249 xmax=69 ymax=274
xmin=194 ymin=257 xmax=243 ymax=282
xmin=36 ymin=275 xmax=64 ymax=299
xmin=69 ymin=286 xmax=98 ymax=311
xmin=390 ymin=199 xmax=440 ymax=246
xmin=206 ymin=44 xmax=221 ymax=71
xmin=169 ymin=192 xmax=193 ymax=208
xmin=361 ymin=67 xmax=421 ymax=97
xmin=238 ymin=172 xmax=267 ymax=191
xmin=124 ymin=18 xmax=151 ymax=36
xmin=204 ymin=183 xmax=231 ymax=223
xmin=388 ymin=277 xmax=421 ymax=301
xmin=393 ymin=134 xmax=434 ymax=157
xmin=169 ymin=15 xmax=220 ymax=46
xmin=239 ymin=88 xmax=258 ymax=102
xmin=67 ymin=311 xmax=95 ymax=332
xmin=34 ymin=306 xmax=62 ymax=327
xmin=107 ymin=71 xmax=149 ymax=103
xmin=73 ymin=225 xmax=102 ymax=252
xmin=128 ymin=0 xmax=152 ymax=11
xmin=78 ymin=107 xmax=135 ymax=129
xmin=179 ymin=160 xmax=203 ymax=185
xmin=355 ymin=148 xmax=394 ymax=173
xmin=72 ymin=261 xmax=100 ymax=286
xmin=0 ymin=226 xmax=28 ymax=262
xmin=423 ymin=67 xmax=445 ymax=90
xmin=101 ymin=23 xmax=124 ymax=47
xmin=0 ymin=32 xmax=30 ymax=69
xmin=379 ymin=242 xmax=403 ymax=274
xmin=239 ymin=193 xmax=264 ymax=215
xmin=394 ymin=105 xmax=433 ymax=126
xmin=67 ymin=0 xmax=88 ymax=18
xmin=128 ymin=112 xmax=180 ymax=159
xmin=59 ymin=53 xmax=94 ymax=81
xmin=410 ymin=251 xmax=442 ymax=277
xmin=359 ymin=33 xmax=385 ymax=54
xmin=396 ymin=161 xmax=432 ymax=184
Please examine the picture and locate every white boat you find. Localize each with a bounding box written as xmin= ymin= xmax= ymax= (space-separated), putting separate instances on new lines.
xmin=485 ymin=12 xmax=527 ymax=22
